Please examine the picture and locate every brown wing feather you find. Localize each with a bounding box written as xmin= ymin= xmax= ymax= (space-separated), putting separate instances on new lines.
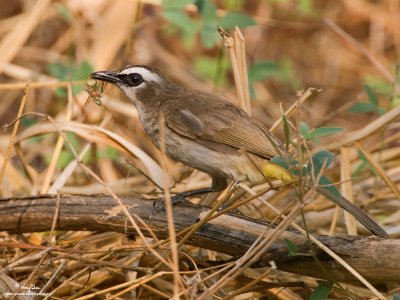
xmin=163 ymin=88 xmax=286 ymax=160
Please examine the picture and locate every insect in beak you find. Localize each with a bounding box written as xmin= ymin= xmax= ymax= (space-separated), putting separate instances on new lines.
xmin=84 ymin=76 xmax=107 ymax=106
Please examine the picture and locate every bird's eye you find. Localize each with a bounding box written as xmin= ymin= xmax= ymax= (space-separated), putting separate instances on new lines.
xmin=118 ymin=73 xmax=143 ymax=87
xmin=128 ymin=73 xmax=143 ymax=86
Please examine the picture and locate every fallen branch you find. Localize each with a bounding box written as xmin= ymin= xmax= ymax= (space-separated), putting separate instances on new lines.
xmin=0 ymin=194 xmax=397 ymax=284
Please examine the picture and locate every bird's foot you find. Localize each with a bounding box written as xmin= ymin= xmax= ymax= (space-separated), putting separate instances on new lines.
xmin=217 ymin=202 xmax=241 ymax=215
xmin=149 ymin=193 xmax=187 ymax=219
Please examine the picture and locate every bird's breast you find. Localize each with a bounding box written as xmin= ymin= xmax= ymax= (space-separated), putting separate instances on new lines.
xmin=135 ymin=103 xmax=161 ymax=142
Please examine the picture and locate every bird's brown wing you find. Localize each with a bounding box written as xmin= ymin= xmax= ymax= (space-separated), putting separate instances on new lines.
xmin=163 ymin=91 xmax=286 ymax=160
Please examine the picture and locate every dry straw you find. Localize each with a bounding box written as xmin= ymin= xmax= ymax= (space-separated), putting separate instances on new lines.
xmin=0 ymin=1 xmax=399 ymax=299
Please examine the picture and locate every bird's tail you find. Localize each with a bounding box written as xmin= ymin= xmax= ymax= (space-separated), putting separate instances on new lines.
xmin=262 ymin=162 xmax=388 ymax=238
xmin=316 ymin=186 xmax=388 ymax=238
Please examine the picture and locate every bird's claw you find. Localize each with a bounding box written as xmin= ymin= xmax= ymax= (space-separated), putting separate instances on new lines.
xmin=149 ymin=194 xmax=187 ymax=219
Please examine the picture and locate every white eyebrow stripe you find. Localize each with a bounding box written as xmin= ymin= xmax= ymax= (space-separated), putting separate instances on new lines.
xmin=117 ymin=67 xmax=161 ymax=83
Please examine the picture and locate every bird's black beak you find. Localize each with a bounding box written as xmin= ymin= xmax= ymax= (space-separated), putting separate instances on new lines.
xmin=90 ymin=71 xmax=121 ymax=85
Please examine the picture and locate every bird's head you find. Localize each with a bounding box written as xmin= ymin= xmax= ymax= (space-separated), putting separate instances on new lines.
xmin=90 ymin=65 xmax=168 ymax=102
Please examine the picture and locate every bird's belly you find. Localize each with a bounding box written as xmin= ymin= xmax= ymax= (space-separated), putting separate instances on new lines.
xmin=164 ymin=133 xmax=265 ymax=183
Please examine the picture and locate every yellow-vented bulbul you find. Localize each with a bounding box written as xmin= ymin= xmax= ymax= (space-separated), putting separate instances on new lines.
xmin=91 ymin=65 xmax=388 ymax=238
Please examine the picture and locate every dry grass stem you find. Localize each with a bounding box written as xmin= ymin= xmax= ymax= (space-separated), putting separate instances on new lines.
xmin=270 ymin=87 xmax=321 ymax=133
xmin=234 ymin=26 xmax=251 ymax=114
xmin=48 ymin=192 xmax=61 ymax=246
xmin=328 ymin=206 xmax=341 ymax=235
xmin=341 ymin=105 xmax=400 ymax=146
xmin=341 ymin=146 xmax=358 ymax=235
xmin=233 ymin=184 xmax=385 ymax=299
xmin=176 ymin=187 xmax=231 ymax=248
xmin=41 ymin=83 xmax=74 ymax=194
xmin=79 ymin=164 xmax=171 ymax=269
xmin=324 ymin=18 xmax=396 ymax=85
xmin=0 ymin=0 xmax=51 ymax=73
xmin=0 ymin=83 xmax=29 ymax=186
xmin=218 ymin=26 xmax=251 ymax=113
xmin=158 ymin=113 xmax=182 ymax=299
xmin=356 ymin=141 xmax=400 ymax=199
xmin=0 ymin=80 xmax=85 ymax=90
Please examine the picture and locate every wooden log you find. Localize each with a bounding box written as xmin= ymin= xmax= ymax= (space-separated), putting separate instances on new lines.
xmin=0 ymin=194 xmax=397 ymax=284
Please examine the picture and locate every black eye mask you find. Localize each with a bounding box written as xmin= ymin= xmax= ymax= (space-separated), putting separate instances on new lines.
xmin=117 ymin=73 xmax=143 ymax=87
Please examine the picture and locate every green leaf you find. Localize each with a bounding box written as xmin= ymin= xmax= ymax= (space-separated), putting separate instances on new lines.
xmin=364 ymin=76 xmax=393 ymax=95
xmin=28 ymin=135 xmax=47 ymax=144
xmin=97 ymin=147 xmax=119 ymax=160
xmin=162 ymin=10 xmax=194 ymax=31
xmin=163 ymin=0 xmax=191 ymax=10
xmin=271 ymin=156 xmax=289 ymax=170
xmin=219 ymin=12 xmax=256 ymax=29
xmin=162 ymin=9 xmax=197 ymax=47
xmin=21 ymin=117 xmax=37 ymax=128
xmin=284 ymin=238 xmax=298 ymax=256
xmin=318 ymin=176 xmax=341 ymax=198
xmin=53 ymin=132 xmax=80 ymax=168
xmin=195 ymin=0 xmax=218 ymax=48
xmin=48 ymin=60 xmax=93 ymax=96
xmin=72 ymin=61 xmax=93 ymax=94
xmin=352 ymin=160 xmax=368 ymax=177
xmin=201 ymin=22 xmax=219 ymax=48
xmin=193 ymin=56 xmax=229 ymax=85
xmin=248 ymin=59 xmax=300 ymax=89
xmin=249 ymin=83 xmax=256 ymax=99
xmin=65 ymin=132 xmax=79 ymax=149
xmin=283 ymin=115 xmax=290 ymax=149
xmin=348 ymin=102 xmax=377 ymax=113
xmin=56 ymin=150 xmax=74 ymax=169
xmin=276 ymin=58 xmax=301 ymax=89
xmin=74 ymin=61 xmax=93 ymax=80
xmin=298 ymin=0 xmax=314 ymax=14
xmin=364 ymin=84 xmax=378 ymax=106
xmin=271 ymin=156 xmax=302 ymax=175
xmin=307 ymin=150 xmax=333 ymax=177
xmin=376 ymin=107 xmax=386 ymax=115
xmin=55 ymin=3 xmax=72 ymax=23
xmin=82 ymin=148 xmax=94 ymax=164
xmin=299 ymin=122 xmax=310 ymax=137
xmin=48 ymin=62 xmax=71 ymax=80
xmin=54 ymin=88 xmax=67 ymax=98
xmin=196 ymin=0 xmax=217 ymax=21
xmin=300 ymin=124 xmax=343 ymax=143
xmin=248 ymin=61 xmax=278 ymax=82
xmin=307 ymin=127 xmax=343 ymax=139
xmin=392 ymin=95 xmax=400 ymax=107
xmin=357 ymin=149 xmax=379 ymax=176
xmin=292 ymin=165 xmax=307 ymax=176
xmin=393 ymin=293 xmax=400 ymax=300
xmin=193 ymin=56 xmax=217 ymax=80
xmin=224 ymin=0 xmax=245 ymax=10
xmin=309 ymin=281 xmax=333 ymax=300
